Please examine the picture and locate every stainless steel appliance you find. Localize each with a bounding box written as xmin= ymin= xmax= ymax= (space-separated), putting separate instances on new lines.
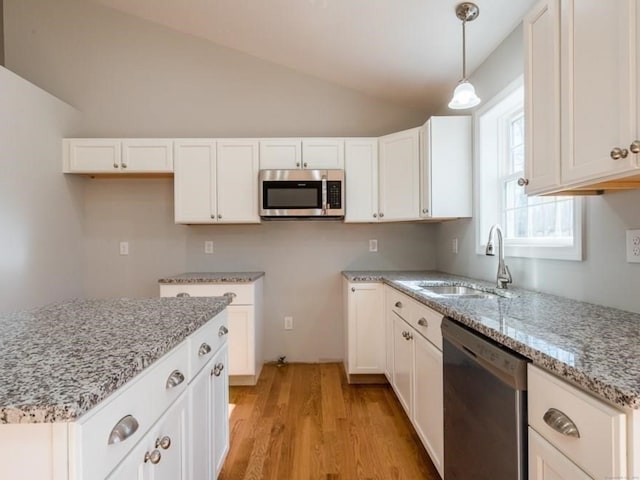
xmin=259 ymin=169 xmax=344 ymax=218
xmin=442 ymin=317 xmax=528 ymax=480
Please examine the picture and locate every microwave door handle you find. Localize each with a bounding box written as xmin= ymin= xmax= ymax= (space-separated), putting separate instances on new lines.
xmin=321 ymin=175 xmax=327 ymax=215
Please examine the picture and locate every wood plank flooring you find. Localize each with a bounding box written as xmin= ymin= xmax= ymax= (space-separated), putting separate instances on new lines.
xmin=219 ymin=363 xmax=440 ymax=480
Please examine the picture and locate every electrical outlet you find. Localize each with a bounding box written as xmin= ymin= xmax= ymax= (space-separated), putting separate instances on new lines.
xmin=204 ymin=241 xmax=214 ymax=254
xmin=119 ymin=241 xmax=129 ymax=256
xmin=284 ymin=316 xmax=294 ymax=330
xmin=369 ymin=239 xmax=378 ymax=252
xmin=452 ymin=238 xmax=459 ymax=254
xmin=626 ymin=230 xmax=640 ymax=263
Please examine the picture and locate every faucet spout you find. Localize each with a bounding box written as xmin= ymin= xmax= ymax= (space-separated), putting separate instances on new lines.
xmin=486 ymin=224 xmax=512 ymax=289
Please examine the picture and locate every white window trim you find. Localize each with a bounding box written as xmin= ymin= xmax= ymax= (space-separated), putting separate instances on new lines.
xmin=474 ymin=75 xmax=584 ymax=262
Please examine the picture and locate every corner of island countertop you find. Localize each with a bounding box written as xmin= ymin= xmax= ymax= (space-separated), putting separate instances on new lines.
xmin=158 ymin=272 xmax=265 ymax=284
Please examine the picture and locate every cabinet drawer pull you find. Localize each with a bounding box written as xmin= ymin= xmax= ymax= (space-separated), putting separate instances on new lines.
xmin=144 ymin=449 xmax=162 ymax=464
xmin=176 ymin=292 xmax=190 ymax=297
xmin=223 ymin=292 xmax=237 ymax=301
xmin=107 ymin=415 xmax=139 ymax=445
xmin=543 ymin=408 xmax=580 ymax=438
xmin=218 ymin=325 xmax=229 ymax=337
xmin=395 ymin=301 xmax=403 ymax=308
xmin=165 ymin=370 xmax=185 ymax=389
xmin=198 ymin=342 xmax=212 ymax=356
xmin=417 ymin=318 xmax=428 ymax=327
xmin=610 ymin=147 xmax=629 ymax=160
xmin=155 ymin=435 xmax=171 ymax=450
xmin=517 ymin=177 xmax=529 ymax=186
xmin=212 ymin=362 xmax=225 ymax=377
xmin=631 ymin=140 xmax=640 ymax=154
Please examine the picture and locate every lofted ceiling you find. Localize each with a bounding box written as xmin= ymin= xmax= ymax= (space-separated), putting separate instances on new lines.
xmin=91 ymin=0 xmax=536 ymax=113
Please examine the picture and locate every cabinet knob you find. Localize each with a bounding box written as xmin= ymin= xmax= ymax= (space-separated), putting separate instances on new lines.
xmin=121 ymin=162 xmax=127 ymax=169
xmin=198 ymin=342 xmax=212 ymax=357
xmin=406 ymin=332 xmax=413 ymax=341
xmin=218 ymin=214 xmax=222 ymax=219
xmin=218 ymin=325 xmax=229 ymax=337
xmin=113 ymin=163 xmax=119 ymax=169
xmin=395 ymin=301 xmax=403 ymax=308
xmin=165 ymin=370 xmax=185 ymax=389
xmin=212 ymin=362 xmax=225 ymax=377
xmin=296 ymin=162 xmax=301 ymax=167
xmin=422 ymin=208 xmax=428 ymax=214
xmin=379 ymin=212 xmax=384 ymax=218
xmin=223 ymin=292 xmax=237 ymax=301
xmin=417 ymin=318 xmax=428 ymax=327
xmin=630 ymin=141 xmax=640 ymax=154
xmin=611 ymin=147 xmax=629 ymax=160
xmin=303 ymin=162 xmax=308 ymax=168
xmin=401 ymin=331 xmax=407 ymax=339
xmin=351 ymin=287 xmax=355 ymax=292
xmin=144 ymin=449 xmax=162 ymax=464
xmin=373 ymin=213 xmax=377 ymax=218
xmin=155 ymin=435 xmax=171 ymax=450
xmin=517 ymin=178 xmax=529 ymax=186
xmin=176 ymin=292 xmax=190 ymax=297
xmin=210 ymin=214 xmax=216 ymax=219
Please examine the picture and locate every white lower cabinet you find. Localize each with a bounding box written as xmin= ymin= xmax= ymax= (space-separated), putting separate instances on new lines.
xmin=107 ymin=392 xmax=189 ymax=480
xmin=343 ymin=281 xmax=385 ymax=376
xmin=529 ymin=428 xmax=592 ymax=480
xmin=392 ymin=315 xmax=414 ymax=415
xmin=212 ymin=345 xmax=230 ymax=476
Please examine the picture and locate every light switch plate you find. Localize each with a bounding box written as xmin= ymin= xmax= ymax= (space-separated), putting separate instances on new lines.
xmin=626 ymin=229 xmax=640 ymax=263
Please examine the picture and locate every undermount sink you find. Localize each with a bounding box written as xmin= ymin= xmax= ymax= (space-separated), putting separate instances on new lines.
xmin=419 ymin=284 xmax=498 ymax=299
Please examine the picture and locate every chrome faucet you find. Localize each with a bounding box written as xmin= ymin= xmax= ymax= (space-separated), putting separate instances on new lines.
xmin=485 ymin=224 xmax=512 ymax=289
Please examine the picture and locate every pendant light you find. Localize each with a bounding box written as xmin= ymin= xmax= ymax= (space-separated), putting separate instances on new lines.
xmin=448 ymin=2 xmax=481 ymax=110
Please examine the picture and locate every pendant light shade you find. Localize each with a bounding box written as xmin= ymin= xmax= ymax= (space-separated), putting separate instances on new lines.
xmin=448 ymin=2 xmax=481 ymax=110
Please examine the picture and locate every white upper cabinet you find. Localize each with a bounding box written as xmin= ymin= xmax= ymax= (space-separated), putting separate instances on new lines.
xmin=63 ymin=139 xmax=173 ymax=174
xmin=523 ymin=0 xmax=561 ymax=195
xmin=344 ymin=139 xmax=379 ymax=223
xmin=174 ymin=139 xmax=260 ymax=224
xmin=420 ymin=116 xmax=472 ymax=219
xmin=524 ymin=0 xmax=640 ymax=194
xmin=302 ymin=139 xmax=344 ymax=169
xmin=259 ymin=139 xmax=302 ymax=170
xmin=378 ymin=127 xmax=421 ymax=222
xmin=259 ymin=138 xmax=344 ymax=170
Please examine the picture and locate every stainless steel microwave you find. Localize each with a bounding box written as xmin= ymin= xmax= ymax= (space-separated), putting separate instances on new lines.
xmin=259 ymin=169 xmax=345 ymax=218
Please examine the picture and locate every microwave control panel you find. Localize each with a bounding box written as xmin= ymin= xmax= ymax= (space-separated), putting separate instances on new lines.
xmin=327 ymin=181 xmax=342 ymax=209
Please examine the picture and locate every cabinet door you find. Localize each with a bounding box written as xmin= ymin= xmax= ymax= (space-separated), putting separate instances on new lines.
xmin=122 ymin=139 xmax=174 ymax=173
xmin=344 ymin=139 xmax=379 ymax=223
xmin=383 ymin=287 xmax=395 ymax=381
xmin=227 ymin=305 xmax=254 ymax=376
xmin=379 ymin=128 xmax=420 ymax=222
xmin=302 ymin=139 xmax=344 ymax=169
xmin=259 ymin=139 xmax=302 ymax=169
xmin=523 ymin=0 xmax=562 ymax=194
xmin=189 ymin=362 xmax=213 ymax=480
xmin=346 ymin=283 xmax=384 ymax=374
xmin=63 ymin=139 xmax=121 ymax=173
xmin=216 ymin=140 xmax=260 ymax=223
xmin=174 ymin=140 xmax=216 ymax=224
xmin=529 ymin=428 xmax=592 ymax=480
xmin=212 ymin=344 xmax=230 ymax=478
xmin=413 ymin=334 xmax=443 ymax=478
xmin=392 ymin=316 xmax=413 ymax=417
xmin=424 ymin=116 xmax=472 ymax=218
xmin=560 ymin=0 xmax=637 ymax=184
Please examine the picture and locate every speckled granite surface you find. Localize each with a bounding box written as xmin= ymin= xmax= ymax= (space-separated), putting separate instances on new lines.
xmin=158 ymin=272 xmax=265 ymax=284
xmin=344 ymin=270 xmax=640 ymax=410
xmin=0 ymin=297 xmax=229 ymax=424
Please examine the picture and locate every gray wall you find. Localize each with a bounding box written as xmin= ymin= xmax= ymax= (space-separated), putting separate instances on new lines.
xmin=3 ymin=0 xmax=436 ymax=361
xmin=1 ymin=0 xmax=4 ymax=66
xmin=0 ymin=66 xmax=83 ymax=311
xmin=435 ymin=25 xmax=640 ymax=314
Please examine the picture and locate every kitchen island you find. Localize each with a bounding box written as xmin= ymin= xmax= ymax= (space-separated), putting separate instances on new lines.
xmin=0 ymin=296 xmax=231 ymax=479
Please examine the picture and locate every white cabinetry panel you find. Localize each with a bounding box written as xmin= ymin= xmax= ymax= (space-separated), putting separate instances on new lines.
xmin=344 ymin=139 xmax=379 ymax=223
xmin=259 ymin=139 xmax=301 ymax=170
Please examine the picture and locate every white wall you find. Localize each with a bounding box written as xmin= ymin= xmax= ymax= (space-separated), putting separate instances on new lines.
xmin=435 ymin=25 xmax=640 ymax=314
xmin=0 ymin=66 xmax=83 ymax=312
xmin=3 ymin=0 xmax=437 ymax=361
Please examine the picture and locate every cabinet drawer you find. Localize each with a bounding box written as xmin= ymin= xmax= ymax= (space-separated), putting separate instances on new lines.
xmin=76 ymin=341 xmax=189 ymax=480
xmin=409 ymin=304 xmax=442 ymax=351
xmin=528 ymin=365 xmax=626 ymax=480
xmin=189 ymin=311 xmax=228 ymax=378
xmin=159 ymin=283 xmax=255 ymax=305
xmin=388 ymin=288 xmax=415 ymax=322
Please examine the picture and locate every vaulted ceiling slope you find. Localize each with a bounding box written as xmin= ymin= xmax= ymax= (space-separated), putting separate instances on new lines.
xmin=91 ymin=0 xmax=535 ymax=113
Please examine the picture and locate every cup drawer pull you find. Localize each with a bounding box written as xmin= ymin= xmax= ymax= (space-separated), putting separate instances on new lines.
xmin=543 ymin=408 xmax=580 ymax=438
xmin=218 ymin=325 xmax=229 ymax=337
xmin=198 ymin=343 xmax=212 ymax=356
xmin=165 ymin=370 xmax=185 ymax=389
xmin=107 ymin=415 xmax=139 ymax=445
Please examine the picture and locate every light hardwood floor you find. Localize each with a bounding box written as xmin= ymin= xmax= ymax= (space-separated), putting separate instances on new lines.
xmin=219 ymin=363 xmax=440 ymax=480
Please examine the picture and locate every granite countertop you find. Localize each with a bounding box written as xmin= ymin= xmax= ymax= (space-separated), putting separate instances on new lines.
xmin=158 ymin=272 xmax=265 ymax=284
xmin=344 ymin=270 xmax=640 ymax=410
xmin=0 ymin=297 xmax=229 ymax=424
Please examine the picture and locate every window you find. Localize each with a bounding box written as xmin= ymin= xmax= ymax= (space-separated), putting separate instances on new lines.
xmin=476 ymin=77 xmax=582 ymax=261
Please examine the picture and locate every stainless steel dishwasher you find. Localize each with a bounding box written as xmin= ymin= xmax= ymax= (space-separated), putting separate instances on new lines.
xmin=441 ymin=317 xmax=528 ymax=480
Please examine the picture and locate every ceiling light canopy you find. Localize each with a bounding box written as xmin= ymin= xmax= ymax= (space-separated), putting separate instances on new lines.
xmin=448 ymin=2 xmax=481 ymax=110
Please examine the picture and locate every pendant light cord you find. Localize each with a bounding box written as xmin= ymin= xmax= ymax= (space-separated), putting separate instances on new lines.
xmin=462 ymin=18 xmax=467 ymax=80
